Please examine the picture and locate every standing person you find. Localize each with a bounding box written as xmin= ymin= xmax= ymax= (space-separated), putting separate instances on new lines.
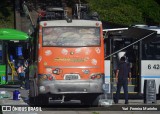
xmin=17 ymin=64 xmax=25 ymax=89
xmin=114 ymin=56 xmax=131 ymax=104
xmin=24 ymin=60 xmax=29 ymax=90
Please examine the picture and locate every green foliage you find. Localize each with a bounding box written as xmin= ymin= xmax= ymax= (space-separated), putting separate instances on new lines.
xmin=107 ymin=4 xmax=144 ymax=25
xmin=0 ymin=7 xmax=14 ymax=28
xmin=92 ymin=111 xmax=99 ymax=114
xmin=0 ymin=0 xmax=14 ymax=28
xmin=135 ymin=0 xmax=160 ymax=24
xmin=87 ymin=0 xmax=160 ymax=25
xmin=0 ymin=0 xmax=159 ymax=27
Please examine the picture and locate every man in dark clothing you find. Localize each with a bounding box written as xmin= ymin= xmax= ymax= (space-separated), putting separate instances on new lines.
xmin=24 ymin=60 xmax=29 ymax=90
xmin=114 ymin=56 xmax=131 ymax=104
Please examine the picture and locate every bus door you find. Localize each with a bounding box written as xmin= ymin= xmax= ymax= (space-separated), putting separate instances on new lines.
xmin=104 ymin=33 xmax=140 ymax=94
xmin=104 ymin=37 xmax=111 ymax=93
xmin=0 ymin=41 xmax=6 ymax=85
xmin=0 ymin=40 xmax=20 ymax=85
xmin=0 ymin=28 xmax=30 ymax=84
xmin=6 ymin=41 xmax=31 ymax=83
xmin=104 ymin=27 xmax=156 ymax=94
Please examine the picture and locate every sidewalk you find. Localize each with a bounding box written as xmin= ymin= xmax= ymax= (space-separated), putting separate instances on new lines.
xmin=112 ymin=99 xmax=160 ymax=105
xmin=0 ymin=85 xmax=160 ymax=106
xmin=0 ymin=86 xmax=160 ymax=114
xmin=0 ymin=85 xmax=29 ymax=105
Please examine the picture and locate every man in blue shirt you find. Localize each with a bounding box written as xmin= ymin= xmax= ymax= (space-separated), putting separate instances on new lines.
xmin=114 ymin=56 xmax=131 ymax=104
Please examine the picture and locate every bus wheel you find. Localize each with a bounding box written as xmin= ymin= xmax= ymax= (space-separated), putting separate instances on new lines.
xmin=81 ymin=98 xmax=92 ymax=106
xmin=92 ymin=94 xmax=103 ymax=106
xmin=29 ymin=96 xmax=42 ymax=106
xmin=40 ymin=94 xmax=49 ymax=105
xmin=29 ymin=80 xmax=35 ymax=105
xmin=29 ymin=80 xmax=34 ymax=97
xmin=29 ymin=97 xmax=35 ymax=105
xmin=29 ymin=79 xmax=40 ymax=105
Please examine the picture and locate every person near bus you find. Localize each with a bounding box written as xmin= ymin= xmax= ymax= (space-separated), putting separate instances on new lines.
xmin=114 ymin=56 xmax=131 ymax=104
xmin=23 ymin=60 xmax=29 ymax=90
xmin=17 ymin=64 xmax=25 ymax=89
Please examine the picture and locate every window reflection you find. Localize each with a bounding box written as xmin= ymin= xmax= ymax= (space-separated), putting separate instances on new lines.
xmin=142 ymin=41 xmax=160 ymax=60
xmin=42 ymin=27 xmax=100 ymax=46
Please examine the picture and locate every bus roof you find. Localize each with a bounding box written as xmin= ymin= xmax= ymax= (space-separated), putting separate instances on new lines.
xmin=103 ymin=28 xmax=128 ymax=32
xmin=133 ymin=25 xmax=160 ymax=34
xmin=40 ymin=20 xmax=102 ymax=27
xmin=0 ymin=29 xmax=29 ymax=40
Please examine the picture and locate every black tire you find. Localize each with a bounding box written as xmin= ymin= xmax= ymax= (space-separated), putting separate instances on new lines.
xmin=81 ymin=98 xmax=92 ymax=106
xmin=29 ymin=79 xmax=40 ymax=105
xmin=40 ymin=94 xmax=49 ymax=106
xmin=92 ymin=94 xmax=104 ymax=107
xmin=29 ymin=80 xmax=35 ymax=105
xmin=29 ymin=80 xmax=34 ymax=97
xmin=92 ymin=96 xmax=100 ymax=106
xmin=81 ymin=94 xmax=102 ymax=107
xmin=29 ymin=94 xmax=49 ymax=106
xmin=29 ymin=97 xmax=35 ymax=105
xmin=29 ymin=97 xmax=41 ymax=106
xmin=29 ymin=79 xmax=49 ymax=106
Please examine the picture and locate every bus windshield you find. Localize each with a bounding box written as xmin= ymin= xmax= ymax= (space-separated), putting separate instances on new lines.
xmin=42 ymin=27 xmax=100 ymax=47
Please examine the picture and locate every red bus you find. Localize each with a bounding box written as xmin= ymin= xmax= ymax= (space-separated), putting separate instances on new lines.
xmin=29 ymin=18 xmax=105 ymax=106
xmin=17 ymin=2 xmax=105 ymax=106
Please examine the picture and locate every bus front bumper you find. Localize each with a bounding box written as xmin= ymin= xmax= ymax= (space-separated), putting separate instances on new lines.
xmin=38 ymin=80 xmax=103 ymax=94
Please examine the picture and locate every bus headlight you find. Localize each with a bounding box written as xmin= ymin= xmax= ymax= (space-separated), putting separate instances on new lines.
xmin=39 ymin=86 xmax=45 ymax=92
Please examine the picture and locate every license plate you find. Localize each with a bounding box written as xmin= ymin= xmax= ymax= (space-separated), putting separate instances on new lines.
xmin=64 ymin=74 xmax=80 ymax=80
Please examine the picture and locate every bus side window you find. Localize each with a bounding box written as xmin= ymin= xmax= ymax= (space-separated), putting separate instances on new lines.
xmin=144 ymin=44 xmax=154 ymax=60
xmin=155 ymin=44 xmax=160 ymax=59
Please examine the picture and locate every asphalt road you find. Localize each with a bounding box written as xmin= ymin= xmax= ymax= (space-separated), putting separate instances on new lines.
xmin=1 ymin=85 xmax=160 ymax=114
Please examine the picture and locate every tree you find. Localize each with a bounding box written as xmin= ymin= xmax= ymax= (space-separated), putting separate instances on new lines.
xmin=87 ymin=0 xmax=160 ymax=26
xmin=0 ymin=0 xmax=14 ymax=28
xmin=0 ymin=0 xmax=159 ymax=27
xmin=135 ymin=0 xmax=160 ymax=25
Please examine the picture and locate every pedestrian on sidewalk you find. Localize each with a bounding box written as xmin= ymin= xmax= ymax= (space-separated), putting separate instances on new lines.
xmin=17 ymin=64 xmax=25 ymax=89
xmin=23 ymin=60 xmax=29 ymax=90
xmin=114 ymin=56 xmax=131 ymax=104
